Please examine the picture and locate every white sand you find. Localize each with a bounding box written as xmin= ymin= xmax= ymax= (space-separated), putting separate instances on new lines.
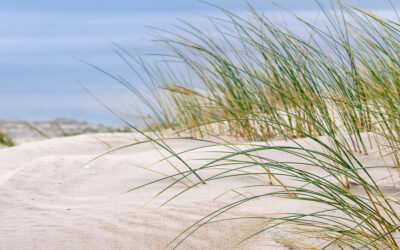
xmin=0 ymin=133 xmax=397 ymax=249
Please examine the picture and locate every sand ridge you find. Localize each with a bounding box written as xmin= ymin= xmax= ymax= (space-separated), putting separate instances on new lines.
xmin=0 ymin=133 xmax=396 ymax=249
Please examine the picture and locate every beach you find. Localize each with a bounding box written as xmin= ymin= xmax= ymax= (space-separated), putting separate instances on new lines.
xmin=3 ymin=1 xmax=400 ymax=248
xmin=0 ymin=132 xmax=397 ymax=249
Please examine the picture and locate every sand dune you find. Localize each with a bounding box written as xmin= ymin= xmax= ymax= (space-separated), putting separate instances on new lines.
xmin=0 ymin=133 xmax=397 ymax=249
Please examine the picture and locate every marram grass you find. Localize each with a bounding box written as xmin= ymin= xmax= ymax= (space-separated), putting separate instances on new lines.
xmin=0 ymin=130 xmax=14 ymax=147
xmin=91 ymin=1 xmax=400 ymax=249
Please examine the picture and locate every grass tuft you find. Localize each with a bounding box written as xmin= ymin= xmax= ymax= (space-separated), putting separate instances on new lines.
xmin=0 ymin=130 xmax=15 ymax=147
xmin=91 ymin=1 xmax=400 ymax=248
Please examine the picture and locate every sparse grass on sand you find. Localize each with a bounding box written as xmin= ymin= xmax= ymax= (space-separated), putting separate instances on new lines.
xmin=0 ymin=130 xmax=14 ymax=147
xmin=91 ymin=1 xmax=400 ymax=249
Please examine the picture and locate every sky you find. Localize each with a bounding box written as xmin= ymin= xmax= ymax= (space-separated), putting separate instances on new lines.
xmin=1 ymin=0 xmax=398 ymax=125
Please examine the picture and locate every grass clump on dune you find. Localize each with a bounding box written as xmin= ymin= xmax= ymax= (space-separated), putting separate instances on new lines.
xmin=91 ymin=1 xmax=400 ymax=248
xmin=0 ymin=130 xmax=14 ymax=147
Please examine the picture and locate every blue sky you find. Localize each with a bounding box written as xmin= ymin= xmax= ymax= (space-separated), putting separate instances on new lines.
xmin=0 ymin=0 xmax=398 ymax=125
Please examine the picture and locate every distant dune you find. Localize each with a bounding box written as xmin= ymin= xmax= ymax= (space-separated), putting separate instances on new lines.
xmin=0 ymin=119 xmax=130 ymax=144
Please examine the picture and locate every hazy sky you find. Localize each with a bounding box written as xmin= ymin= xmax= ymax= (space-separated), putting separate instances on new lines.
xmin=1 ymin=0 xmax=398 ymax=125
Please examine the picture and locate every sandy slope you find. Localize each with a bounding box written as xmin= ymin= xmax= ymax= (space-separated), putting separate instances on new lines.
xmin=0 ymin=133 xmax=397 ymax=249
